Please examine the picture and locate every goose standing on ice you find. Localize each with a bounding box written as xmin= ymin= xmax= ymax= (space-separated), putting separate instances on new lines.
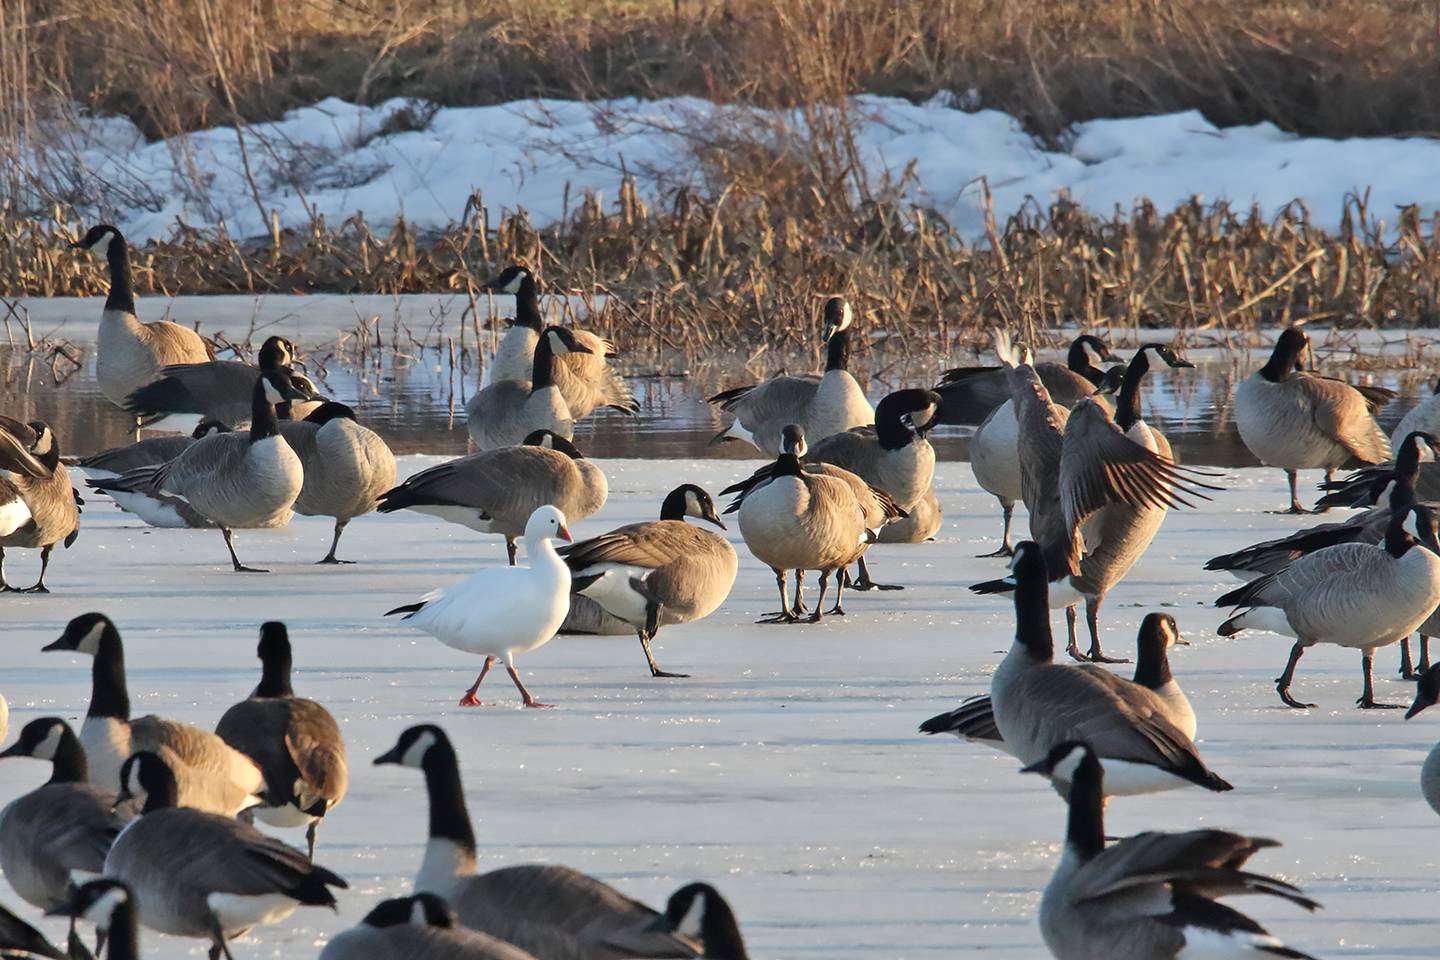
xmin=277 ymin=402 xmax=396 ymax=563
xmin=1023 ymin=741 xmax=1320 ymax=960
xmin=373 ymin=725 xmax=700 ymax=959
xmin=0 ymin=718 xmax=130 ymax=914
xmin=559 ymin=484 xmax=737 ymax=678
xmin=87 ymin=370 xmax=310 ymax=572
xmin=0 ymin=418 xmax=81 ymax=592
xmin=467 ymin=327 xmax=593 ymax=450
xmin=386 ymin=506 xmax=572 ymax=708
xmin=378 ymin=430 xmax=607 ymax=565
xmin=485 ymin=265 xmax=637 ymax=419
xmin=123 ymin=335 xmax=315 ymax=432
xmin=43 ymin=612 xmax=265 ymax=814
xmin=708 ymin=297 xmax=873 ymax=454
xmin=215 ymin=622 xmax=348 ymax=860
xmin=987 ymin=542 xmax=1231 ymax=797
xmin=69 ymin=224 xmax=212 ymax=415
xmin=1233 ymin=326 xmax=1392 ymax=513
xmin=319 ymin=892 xmax=539 ymax=960
xmin=105 ymin=751 xmax=346 ymax=959
xmin=1217 ymin=503 xmax=1440 ymax=709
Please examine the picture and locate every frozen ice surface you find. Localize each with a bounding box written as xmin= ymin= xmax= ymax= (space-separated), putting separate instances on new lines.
xmin=0 ymin=456 xmax=1434 ymax=957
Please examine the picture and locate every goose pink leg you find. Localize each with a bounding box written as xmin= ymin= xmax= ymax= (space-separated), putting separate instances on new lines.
xmin=459 ymin=656 xmax=496 ymax=706
xmin=506 ymin=663 xmax=554 ymax=708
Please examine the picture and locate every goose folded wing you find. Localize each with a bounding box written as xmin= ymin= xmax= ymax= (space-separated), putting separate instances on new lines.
xmin=559 ymin=527 xmax=675 ymax=571
xmin=123 ymin=360 xmax=258 ymax=415
xmin=806 ymin=429 xmax=874 ymax=473
xmin=1205 ymin=513 xmax=1377 ymax=571
xmin=918 ymin=695 xmax=1003 ymax=741
xmin=709 ymin=375 xmax=818 ymax=416
xmin=1296 ymin=375 xmax=1392 ymax=458
xmin=286 ymin=726 xmax=347 ymax=811
xmin=1060 ymin=400 xmax=1220 ymax=531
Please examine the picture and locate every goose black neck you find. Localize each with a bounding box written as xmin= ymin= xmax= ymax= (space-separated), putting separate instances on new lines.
xmin=104 ymin=900 xmax=141 ymax=960
xmin=1388 ymin=475 xmax=1418 ymax=512
xmin=89 ymin=629 xmax=131 ymax=721
xmin=659 ymin=487 xmax=689 ymax=520
xmin=697 ymin=900 xmax=749 ymax=960
xmin=531 ymin=332 xmax=558 ymax=389
xmin=249 ymin=380 xmax=280 ymax=442
xmin=514 ymin=275 xmax=543 ymax=332
xmin=873 ymin=399 xmax=913 ymax=451
xmin=772 ymin=453 xmax=804 ymax=478
xmin=1259 ymin=332 xmax=1305 ymax=382
xmin=824 ymin=326 xmax=851 ymax=373
xmin=1132 ymin=633 xmax=1172 ymax=690
xmin=1396 ymin=435 xmax=1426 ymax=483
xmin=1013 ymin=564 xmax=1054 ymax=661
xmin=46 ymin=726 xmax=90 ymax=784
xmin=1065 ymin=751 xmax=1106 ymax=860
xmin=141 ymin=766 xmax=180 ymax=813
xmin=1067 ymin=339 xmax=1105 ymax=386
xmin=423 ymin=739 xmax=477 ymax=855
xmin=104 ymin=233 xmax=136 ymax=315
xmin=1386 ymin=515 xmax=1419 ymax=558
xmin=255 ymin=652 xmax=294 ymax=698
xmin=1114 ymin=348 xmax=1151 ymax=431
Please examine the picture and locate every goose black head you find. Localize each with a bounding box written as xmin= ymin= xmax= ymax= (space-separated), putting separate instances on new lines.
xmin=1020 ymin=740 xmax=1096 ymax=780
xmin=0 ymin=717 xmax=71 ymax=762
xmin=257 ymin=621 xmax=292 ymax=666
xmin=482 ymin=265 xmax=533 ymax=297
xmin=1406 ymin=663 xmax=1440 ymax=720
xmin=47 ymin=877 xmax=133 ymax=932
xmin=193 ymin=419 xmax=231 ymax=439
xmin=542 ymin=326 xmax=593 ymax=356
xmin=658 ymin=883 xmax=748 ymax=958
xmin=523 ymin=429 xmax=584 ymax=458
xmin=44 ymin=612 xmax=117 ymax=655
xmin=1136 ymin=342 xmax=1195 ymax=369
xmin=374 ymin=724 xmax=450 ymax=769
xmin=778 ymin=424 xmax=807 ymax=459
xmin=876 ymin=389 xmax=943 ymax=439
xmin=116 ymin=751 xmax=179 ymax=812
xmin=820 ymin=297 xmax=854 ymax=343
xmin=1091 ymin=366 xmax=1127 ymax=397
xmin=1402 ymin=431 xmax=1440 ymax=465
xmin=661 ymin=483 xmax=726 ymax=529
xmin=303 ymin=401 xmax=358 ymax=425
xmin=363 ymin=892 xmax=457 ymax=930
xmin=68 ymin=224 xmax=122 ymax=256
xmin=1260 ymin=327 xmax=1310 ymax=381
xmin=257 ymin=335 xmax=297 ymax=371
xmin=1068 ymin=334 xmax=1114 ymax=371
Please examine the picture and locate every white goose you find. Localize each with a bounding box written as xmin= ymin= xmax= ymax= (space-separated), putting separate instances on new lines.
xmin=386 ymin=506 xmax=572 ymax=708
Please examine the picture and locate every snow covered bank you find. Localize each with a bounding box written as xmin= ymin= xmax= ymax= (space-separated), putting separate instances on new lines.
xmin=33 ymin=95 xmax=1440 ymax=245
xmin=0 ymin=456 xmax=1435 ymax=956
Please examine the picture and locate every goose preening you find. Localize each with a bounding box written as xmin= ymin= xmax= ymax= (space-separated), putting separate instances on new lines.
xmin=1218 ymin=503 xmax=1440 ymax=709
xmin=0 ymin=418 xmax=81 ymax=593
xmin=1 ymin=900 xmax=65 ymax=960
xmin=920 ymin=612 xmax=1195 ymax=751
xmin=43 ymin=613 xmax=265 ymax=814
xmin=87 ymin=370 xmax=309 ymax=572
xmin=657 ymin=884 xmax=748 ymax=960
xmin=730 ymin=425 xmax=900 ymax=622
xmin=708 ymin=296 xmax=874 ymax=455
xmin=68 ymin=224 xmax=212 ymax=415
xmin=484 ymin=265 xmax=637 ymax=420
xmin=123 ymin=335 xmax=314 ymax=433
xmin=105 ymin=751 xmax=346 ymax=960
xmin=0 ymin=718 xmax=130 ymax=914
xmin=1405 ymin=664 xmax=1440 ymax=818
xmin=373 ymin=725 xmax=699 ymax=959
xmin=466 ymin=326 xmax=593 ymax=451
xmin=935 ymin=334 xmax=1118 ymax=556
xmin=72 ymin=419 xmax=230 ymax=480
xmin=378 ymin=430 xmax=607 ymax=565
xmin=986 ymin=542 xmax=1230 ymax=797
xmin=1023 ymin=741 xmax=1320 ymax=960
xmin=1234 ymin=326 xmax=1393 ymax=513
xmin=319 ymin=893 xmax=538 ymax=960
xmin=970 ymin=346 xmax=1219 ymax=662
xmin=386 ymin=505 xmax=572 ymax=708
xmin=215 ymin=622 xmax=348 ymax=860
xmin=277 ymin=401 xmax=397 ymax=563
xmin=558 ymin=484 xmax=737 ymax=678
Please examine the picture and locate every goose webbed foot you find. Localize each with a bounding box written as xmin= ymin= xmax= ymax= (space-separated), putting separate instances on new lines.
xmin=16 ymin=583 xmax=49 ymax=593
xmin=975 ymin=544 xmax=1015 ymax=558
xmin=826 ymin=603 xmax=846 ymax=616
xmin=1084 ymin=646 xmax=1129 ymax=664
xmin=305 ymin=821 xmax=319 ymax=862
xmin=758 ymin=610 xmax=802 ymax=624
xmin=638 ymin=630 xmax=689 ymax=678
xmin=1277 ymin=686 xmax=1316 ymax=709
xmin=1357 ymin=697 xmax=1403 ymax=709
xmin=232 ymin=564 xmax=269 ymax=573
xmin=314 ymin=556 xmax=355 ymax=565
xmin=1065 ymin=640 xmax=1087 ymax=663
xmin=853 ymin=557 xmax=903 ymax=591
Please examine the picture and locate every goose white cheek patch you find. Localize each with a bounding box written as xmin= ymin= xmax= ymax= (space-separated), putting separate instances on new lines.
xmin=402 ymin=730 xmax=437 ymax=768
xmin=35 ymin=723 xmax=65 ymax=760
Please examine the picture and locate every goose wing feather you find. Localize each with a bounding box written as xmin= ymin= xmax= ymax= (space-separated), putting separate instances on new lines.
xmin=1294 ymin=374 xmax=1392 ymax=463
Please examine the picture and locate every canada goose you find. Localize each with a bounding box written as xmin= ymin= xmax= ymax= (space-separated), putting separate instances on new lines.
xmin=466 ymin=327 xmax=593 ymax=451
xmin=0 ymin=718 xmax=129 ymax=913
xmin=1023 ymin=741 xmax=1320 ymax=960
xmin=1234 ymin=326 xmax=1393 ymax=513
xmin=319 ymin=893 xmax=539 ymax=960
xmin=378 ymin=430 xmax=607 ymax=565
xmin=708 ymin=297 xmax=873 ymax=454
xmin=732 ymin=425 xmax=895 ymax=622
xmin=971 ymin=348 xmax=1217 ymax=661
xmin=1 ymin=900 xmax=65 ymax=960
xmin=875 ymin=485 xmax=942 ymax=543
xmin=373 ymin=725 xmax=698 ymax=960
xmin=988 ymin=542 xmax=1231 ymax=797
xmin=47 ymin=879 xmax=135 ymax=960
xmin=936 ymin=335 xmax=1119 ymax=557
xmin=123 ymin=335 xmax=313 ymax=433
xmin=559 ymin=484 xmax=737 ymax=678
xmin=656 ymin=884 xmax=747 ymax=960
xmin=484 ymin=265 xmax=637 ymax=420
xmin=1404 ymin=664 xmax=1440 ymax=818
xmin=215 ymin=622 xmax=347 ymax=861
xmin=43 ymin=612 xmax=265 ymax=815
xmin=276 ymin=401 xmax=397 ymax=563
xmin=386 ymin=506 xmax=572 ymax=707
xmin=920 ymin=612 xmax=1195 ymax=751
xmin=105 ymin=751 xmax=346 ymax=960
xmin=73 ymin=419 xmax=230 ymax=480
xmin=1218 ymin=503 xmax=1440 ymax=708
xmin=0 ymin=418 xmax=81 ymax=593
xmin=69 ymin=224 xmax=212 ymax=415
xmin=87 ymin=370 xmax=309 ymax=573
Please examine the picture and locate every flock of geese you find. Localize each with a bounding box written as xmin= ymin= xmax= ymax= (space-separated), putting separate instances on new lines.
xmin=4 ymin=222 xmax=1440 ymax=957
